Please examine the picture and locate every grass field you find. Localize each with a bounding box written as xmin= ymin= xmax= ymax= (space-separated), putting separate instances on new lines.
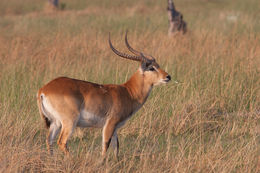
xmin=0 ymin=0 xmax=259 ymax=172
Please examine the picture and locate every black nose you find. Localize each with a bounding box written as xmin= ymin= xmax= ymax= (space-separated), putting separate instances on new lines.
xmin=166 ymin=75 xmax=171 ymax=81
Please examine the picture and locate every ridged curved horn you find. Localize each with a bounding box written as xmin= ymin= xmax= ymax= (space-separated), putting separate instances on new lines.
xmin=109 ymin=33 xmax=144 ymax=62
xmin=125 ymin=31 xmax=142 ymax=56
xmin=125 ymin=31 xmax=155 ymax=61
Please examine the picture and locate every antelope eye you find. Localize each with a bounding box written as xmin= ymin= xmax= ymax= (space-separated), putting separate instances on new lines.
xmin=149 ymin=67 xmax=155 ymax=71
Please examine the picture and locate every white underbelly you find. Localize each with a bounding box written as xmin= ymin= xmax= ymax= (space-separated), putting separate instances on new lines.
xmin=77 ymin=110 xmax=105 ymax=128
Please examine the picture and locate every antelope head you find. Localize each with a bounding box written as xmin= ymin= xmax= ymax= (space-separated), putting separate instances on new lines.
xmin=109 ymin=32 xmax=171 ymax=88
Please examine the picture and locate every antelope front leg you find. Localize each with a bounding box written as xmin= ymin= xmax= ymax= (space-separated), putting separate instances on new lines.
xmin=111 ymin=131 xmax=119 ymax=160
xmin=102 ymin=119 xmax=117 ymax=157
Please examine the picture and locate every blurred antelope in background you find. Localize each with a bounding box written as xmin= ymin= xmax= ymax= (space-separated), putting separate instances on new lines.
xmin=167 ymin=0 xmax=187 ymax=35
xmin=37 ymin=32 xmax=171 ymax=159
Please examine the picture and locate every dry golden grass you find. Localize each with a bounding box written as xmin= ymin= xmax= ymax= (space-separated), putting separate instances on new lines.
xmin=0 ymin=0 xmax=259 ymax=172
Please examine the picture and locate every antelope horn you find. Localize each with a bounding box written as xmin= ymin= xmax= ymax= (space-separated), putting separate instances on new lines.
xmin=109 ymin=33 xmax=145 ymax=62
xmin=125 ymin=31 xmax=155 ymax=61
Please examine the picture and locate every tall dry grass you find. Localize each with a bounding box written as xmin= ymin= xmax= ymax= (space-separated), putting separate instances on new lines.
xmin=0 ymin=0 xmax=259 ymax=172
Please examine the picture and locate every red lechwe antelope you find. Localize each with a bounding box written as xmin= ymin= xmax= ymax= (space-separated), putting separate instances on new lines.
xmin=37 ymin=32 xmax=171 ymax=159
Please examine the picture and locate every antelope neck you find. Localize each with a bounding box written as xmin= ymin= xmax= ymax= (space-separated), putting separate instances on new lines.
xmin=123 ymin=70 xmax=153 ymax=104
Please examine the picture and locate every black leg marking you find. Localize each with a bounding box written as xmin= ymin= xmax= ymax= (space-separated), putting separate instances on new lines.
xmin=106 ymin=138 xmax=112 ymax=150
xmin=116 ymin=137 xmax=119 ymax=149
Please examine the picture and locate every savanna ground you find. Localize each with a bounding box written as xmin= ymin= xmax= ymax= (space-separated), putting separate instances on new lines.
xmin=0 ymin=0 xmax=259 ymax=172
